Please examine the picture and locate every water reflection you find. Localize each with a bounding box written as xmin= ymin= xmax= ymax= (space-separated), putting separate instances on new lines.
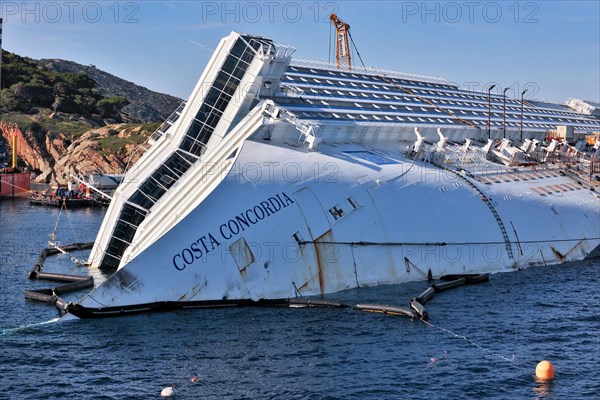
xmin=533 ymin=376 xmax=554 ymax=399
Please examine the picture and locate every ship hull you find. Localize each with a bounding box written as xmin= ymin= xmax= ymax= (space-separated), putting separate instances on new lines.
xmin=65 ymin=139 xmax=600 ymax=318
xmin=0 ymin=172 xmax=30 ymax=198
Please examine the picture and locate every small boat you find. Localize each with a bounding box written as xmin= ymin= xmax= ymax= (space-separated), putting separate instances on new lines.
xmin=29 ymin=188 xmax=109 ymax=208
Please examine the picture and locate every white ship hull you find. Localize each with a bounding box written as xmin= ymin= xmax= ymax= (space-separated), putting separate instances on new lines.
xmin=66 ymin=139 xmax=600 ymax=318
xmin=62 ymin=32 xmax=600 ymax=318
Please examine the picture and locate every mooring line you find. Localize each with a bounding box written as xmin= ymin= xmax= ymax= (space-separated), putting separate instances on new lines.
xmin=419 ymin=317 xmax=522 ymax=367
xmin=0 ymin=317 xmax=60 ymax=337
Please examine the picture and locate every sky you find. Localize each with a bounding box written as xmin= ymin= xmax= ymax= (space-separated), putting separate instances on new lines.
xmin=1 ymin=0 xmax=599 ymax=104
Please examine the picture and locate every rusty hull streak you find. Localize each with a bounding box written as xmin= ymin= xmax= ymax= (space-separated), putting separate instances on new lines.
xmin=314 ymin=229 xmax=334 ymax=295
xmin=296 ymin=229 xmax=333 ymax=295
xmin=550 ymin=246 xmax=566 ymax=262
xmin=313 ymin=238 xmax=326 ymax=296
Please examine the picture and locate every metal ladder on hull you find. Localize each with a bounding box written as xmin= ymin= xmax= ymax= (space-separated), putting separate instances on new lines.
xmin=432 ymin=161 xmax=515 ymax=261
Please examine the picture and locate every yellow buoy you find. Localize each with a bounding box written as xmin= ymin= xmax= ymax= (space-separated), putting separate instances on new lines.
xmin=536 ymin=360 xmax=555 ymax=380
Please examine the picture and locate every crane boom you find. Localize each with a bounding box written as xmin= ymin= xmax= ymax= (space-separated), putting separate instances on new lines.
xmin=329 ymin=14 xmax=351 ymax=70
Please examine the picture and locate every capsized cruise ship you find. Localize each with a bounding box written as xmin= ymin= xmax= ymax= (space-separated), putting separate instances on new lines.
xmin=64 ymin=32 xmax=600 ymax=318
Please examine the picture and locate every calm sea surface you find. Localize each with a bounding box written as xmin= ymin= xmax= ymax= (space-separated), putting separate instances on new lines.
xmin=1 ymin=199 xmax=599 ymax=399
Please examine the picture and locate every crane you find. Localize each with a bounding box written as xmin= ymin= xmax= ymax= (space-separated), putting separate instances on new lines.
xmin=329 ymin=13 xmax=352 ymax=70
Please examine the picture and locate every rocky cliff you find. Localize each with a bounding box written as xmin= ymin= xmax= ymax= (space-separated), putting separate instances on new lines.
xmin=0 ymin=118 xmax=152 ymax=185
xmin=0 ymin=51 xmax=181 ymax=185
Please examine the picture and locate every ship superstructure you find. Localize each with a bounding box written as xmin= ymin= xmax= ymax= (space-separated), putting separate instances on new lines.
xmin=64 ymin=32 xmax=599 ymax=318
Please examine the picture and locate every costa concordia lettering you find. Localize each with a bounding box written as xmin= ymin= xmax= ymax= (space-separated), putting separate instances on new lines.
xmin=172 ymin=192 xmax=294 ymax=270
xmin=61 ymin=32 xmax=600 ymax=319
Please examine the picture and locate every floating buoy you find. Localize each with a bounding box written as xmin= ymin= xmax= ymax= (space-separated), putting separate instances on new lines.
xmin=535 ymin=360 xmax=555 ymax=380
xmin=160 ymin=386 xmax=176 ymax=397
xmin=416 ymin=287 xmax=435 ymax=305
xmin=354 ymin=304 xmax=415 ymax=318
xmin=409 ymin=299 xmax=429 ymax=320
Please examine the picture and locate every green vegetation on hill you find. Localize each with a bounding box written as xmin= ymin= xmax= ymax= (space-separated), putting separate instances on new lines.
xmin=1 ymin=50 xmax=128 ymax=120
xmin=1 ymin=111 xmax=92 ymax=139
xmin=93 ymin=122 xmax=160 ymax=156
xmin=96 ymin=131 xmax=148 ymax=157
xmin=0 ymin=51 xmax=172 ymax=181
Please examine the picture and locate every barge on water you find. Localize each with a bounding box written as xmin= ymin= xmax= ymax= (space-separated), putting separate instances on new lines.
xmin=29 ymin=188 xmax=110 ymax=208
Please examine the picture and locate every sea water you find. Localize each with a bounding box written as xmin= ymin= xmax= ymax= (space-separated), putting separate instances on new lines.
xmin=1 ymin=199 xmax=598 ymax=399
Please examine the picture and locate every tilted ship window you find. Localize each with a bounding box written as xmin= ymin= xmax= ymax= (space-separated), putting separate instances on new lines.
xmin=329 ymin=205 xmax=345 ymax=220
xmin=102 ymin=203 xmax=148 ymax=270
xmin=99 ymin=36 xmax=271 ymax=270
xmin=293 ymin=231 xmax=304 ymax=245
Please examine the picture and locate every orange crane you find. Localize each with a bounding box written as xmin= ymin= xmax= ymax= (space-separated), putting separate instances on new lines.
xmin=329 ymin=14 xmax=352 ymax=70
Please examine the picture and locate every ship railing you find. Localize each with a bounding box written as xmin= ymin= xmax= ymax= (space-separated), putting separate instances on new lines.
xmin=120 ymin=101 xmax=187 ymax=180
xmin=149 ymin=101 xmax=187 ymax=143
xmin=413 ymin=142 xmax=510 ymax=177
xmin=591 ymin=159 xmax=600 ymax=180
xmin=543 ymin=150 xmax=588 ymax=165
xmin=272 ymin=41 xmax=297 ymax=59
xmin=263 ymin=101 xmax=321 ymax=150
xmin=416 ymin=142 xmax=489 ymax=172
xmin=290 ymin=58 xmax=450 ymax=86
xmin=408 ymin=142 xmax=432 ymax=163
xmin=278 ymin=84 xmax=304 ymax=98
xmin=443 ymin=145 xmax=488 ymax=166
xmin=246 ymin=38 xmax=295 ymax=61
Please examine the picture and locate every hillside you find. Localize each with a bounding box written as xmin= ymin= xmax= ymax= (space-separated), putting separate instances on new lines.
xmin=0 ymin=50 xmax=181 ymax=184
xmin=41 ymin=59 xmax=182 ymax=122
xmin=1 ymin=50 xmax=182 ymax=123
